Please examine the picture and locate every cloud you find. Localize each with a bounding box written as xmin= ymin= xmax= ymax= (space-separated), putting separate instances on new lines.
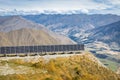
xmin=108 ymin=0 xmax=120 ymax=5
xmin=0 ymin=0 xmax=119 ymax=15
xmin=81 ymin=9 xmax=89 ymax=13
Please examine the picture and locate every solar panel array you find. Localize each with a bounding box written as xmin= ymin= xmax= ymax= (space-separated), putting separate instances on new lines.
xmin=0 ymin=44 xmax=84 ymax=54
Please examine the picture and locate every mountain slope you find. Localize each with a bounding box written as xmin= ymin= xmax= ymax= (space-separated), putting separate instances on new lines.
xmin=24 ymin=14 xmax=120 ymax=27
xmin=89 ymin=21 xmax=120 ymax=49
xmin=23 ymin=14 xmax=120 ymax=44
xmin=0 ymin=28 xmax=76 ymax=46
xmin=23 ymin=14 xmax=120 ymax=52
xmin=0 ymin=16 xmax=45 ymax=32
xmin=0 ymin=53 xmax=120 ymax=80
xmin=85 ymin=21 xmax=120 ymax=57
xmin=0 ymin=16 xmax=75 ymax=46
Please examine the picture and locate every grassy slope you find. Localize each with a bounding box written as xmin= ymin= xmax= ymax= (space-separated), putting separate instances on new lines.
xmin=0 ymin=53 xmax=120 ymax=80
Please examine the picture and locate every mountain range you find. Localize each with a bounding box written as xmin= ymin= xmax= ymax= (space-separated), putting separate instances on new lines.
xmin=23 ymin=14 xmax=120 ymax=54
xmin=0 ymin=16 xmax=75 ymax=46
xmin=0 ymin=14 xmax=120 ymax=73
xmin=0 ymin=14 xmax=119 ymax=54
xmin=23 ymin=14 xmax=120 ymax=72
xmin=89 ymin=20 xmax=120 ymax=48
xmin=23 ymin=14 xmax=120 ymax=27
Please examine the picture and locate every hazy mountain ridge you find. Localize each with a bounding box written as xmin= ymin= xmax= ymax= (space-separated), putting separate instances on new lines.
xmin=23 ymin=14 xmax=120 ymax=49
xmin=23 ymin=14 xmax=120 ymax=27
xmin=89 ymin=20 xmax=120 ymax=47
xmin=23 ymin=14 xmax=120 ymax=42
xmin=0 ymin=16 xmax=45 ymax=32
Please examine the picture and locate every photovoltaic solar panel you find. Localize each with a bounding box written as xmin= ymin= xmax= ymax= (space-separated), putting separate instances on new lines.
xmin=37 ymin=46 xmax=40 ymax=52
xmin=0 ymin=47 xmax=5 ymax=54
xmin=15 ymin=47 xmax=20 ymax=53
xmin=0 ymin=44 xmax=84 ymax=54
xmin=28 ymin=46 xmax=33 ymax=53
xmin=33 ymin=46 xmax=37 ymax=52
xmin=54 ymin=45 xmax=58 ymax=52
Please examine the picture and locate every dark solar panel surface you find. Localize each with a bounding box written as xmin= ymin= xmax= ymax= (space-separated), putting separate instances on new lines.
xmin=0 ymin=44 xmax=84 ymax=54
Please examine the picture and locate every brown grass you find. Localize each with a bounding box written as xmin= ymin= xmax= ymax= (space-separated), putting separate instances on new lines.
xmin=0 ymin=53 xmax=120 ymax=80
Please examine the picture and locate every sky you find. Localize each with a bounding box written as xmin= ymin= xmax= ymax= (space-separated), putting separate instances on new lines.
xmin=0 ymin=0 xmax=120 ymax=15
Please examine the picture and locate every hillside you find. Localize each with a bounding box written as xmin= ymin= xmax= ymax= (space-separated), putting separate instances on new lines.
xmin=0 ymin=28 xmax=75 ymax=46
xmin=23 ymin=14 xmax=120 ymax=51
xmin=23 ymin=14 xmax=120 ymax=43
xmin=0 ymin=16 xmax=45 ymax=32
xmin=23 ymin=14 xmax=120 ymax=59
xmin=0 ymin=16 xmax=75 ymax=46
xmin=0 ymin=53 xmax=120 ymax=80
xmin=86 ymin=20 xmax=120 ymax=55
xmin=24 ymin=14 xmax=120 ymax=27
xmin=89 ymin=20 xmax=120 ymax=47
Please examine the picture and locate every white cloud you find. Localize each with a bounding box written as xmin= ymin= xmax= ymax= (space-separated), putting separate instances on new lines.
xmin=81 ymin=9 xmax=89 ymax=13
xmin=108 ymin=0 xmax=120 ymax=5
xmin=0 ymin=0 xmax=111 ymax=10
xmin=0 ymin=0 xmax=119 ymax=15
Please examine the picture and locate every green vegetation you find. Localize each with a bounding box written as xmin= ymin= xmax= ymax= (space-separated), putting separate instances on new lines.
xmin=0 ymin=53 xmax=120 ymax=80
xmin=99 ymin=58 xmax=120 ymax=72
